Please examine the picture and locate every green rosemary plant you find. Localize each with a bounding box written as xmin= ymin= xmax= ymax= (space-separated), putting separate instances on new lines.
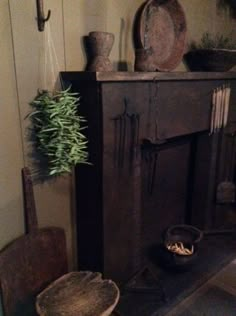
xmin=29 ymin=87 xmax=89 ymax=176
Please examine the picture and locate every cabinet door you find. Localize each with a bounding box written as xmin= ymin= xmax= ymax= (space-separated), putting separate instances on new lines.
xmin=101 ymin=82 xmax=144 ymax=281
xmin=101 ymin=82 xmax=191 ymax=281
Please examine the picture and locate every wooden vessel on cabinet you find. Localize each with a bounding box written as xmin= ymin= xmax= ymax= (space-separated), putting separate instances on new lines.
xmin=61 ymin=71 xmax=236 ymax=283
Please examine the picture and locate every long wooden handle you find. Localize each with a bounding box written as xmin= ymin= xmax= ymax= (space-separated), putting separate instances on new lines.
xmin=223 ymin=84 xmax=231 ymax=128
xmin=217 ymin=87 xmax=223 ymax=130
xmin=215 ymin=88 xmax=220 ymax=131
xmin=22 ymin=167 xmax=38 ymax=233
xmin=210 ymin=89 xmax=216 ymax=134
xmin=220 ymin=85 xmax=226 ymax=129
xmin=222 ymin=85 xmax=227 ymax=128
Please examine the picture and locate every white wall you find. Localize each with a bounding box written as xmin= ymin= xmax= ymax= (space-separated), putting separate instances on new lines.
xmin=0 ymin=0 xmax=24 ymax=249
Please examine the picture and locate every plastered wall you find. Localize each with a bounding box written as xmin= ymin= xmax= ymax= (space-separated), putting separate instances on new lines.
xmin=0 ymin=1 xmax=24 ymax=249
xmin=0 ymin=1 xmax=235 ymax=276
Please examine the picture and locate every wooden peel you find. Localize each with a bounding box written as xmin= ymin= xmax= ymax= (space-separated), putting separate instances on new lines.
xmin=36 ymin=271 xmax=120 ymax=316
xmin=0 ymin=167 xmax=68 ymax=316
xmin=22 ymin=167 xmax=38 ymax=233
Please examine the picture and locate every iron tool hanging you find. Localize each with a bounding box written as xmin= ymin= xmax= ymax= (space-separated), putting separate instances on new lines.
xmin=112 ymin=98 xmax=140 ymax=170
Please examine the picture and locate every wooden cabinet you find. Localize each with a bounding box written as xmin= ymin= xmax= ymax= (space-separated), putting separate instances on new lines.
xmin=62 ymin=71 xmax=236 ymax=283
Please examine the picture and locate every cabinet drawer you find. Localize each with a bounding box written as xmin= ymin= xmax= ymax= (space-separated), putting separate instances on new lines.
xmin=155 ymin=81 xmax=223 ymax=139
xmin=102 ymin=80 xmax=230 ymax=144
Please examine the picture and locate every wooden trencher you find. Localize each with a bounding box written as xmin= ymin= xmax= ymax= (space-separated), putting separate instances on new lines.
xmin=36 ymin=271 xmax=120 ymax=316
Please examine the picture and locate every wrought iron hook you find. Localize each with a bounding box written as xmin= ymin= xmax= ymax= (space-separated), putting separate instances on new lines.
xmin=36 ymin=0 xmax=51 ymax=32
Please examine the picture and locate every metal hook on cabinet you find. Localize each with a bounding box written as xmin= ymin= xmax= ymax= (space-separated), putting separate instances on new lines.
xmin=36 ymin=0 xmax=51 ymax=32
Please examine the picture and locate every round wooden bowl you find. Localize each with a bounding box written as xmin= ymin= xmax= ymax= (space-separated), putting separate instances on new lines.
xmin=184 ymin=49 xmax=236 ymax=71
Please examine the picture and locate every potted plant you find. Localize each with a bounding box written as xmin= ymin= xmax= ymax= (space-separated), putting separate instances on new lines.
xmin=217 ymin=0 xmax=236 ymax=18
xmin=184 ymin=32 xmax=236 ymax=71
xmin=28 ymin=87 xmax=89 ymax=177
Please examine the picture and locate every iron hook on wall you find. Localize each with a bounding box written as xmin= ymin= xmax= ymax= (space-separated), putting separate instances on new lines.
xmin=36 ymin=0 xmax=51 ymax=32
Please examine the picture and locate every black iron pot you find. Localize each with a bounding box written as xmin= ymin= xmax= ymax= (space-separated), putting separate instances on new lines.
xmin=159 ymin=225 xmax=203 ymax=271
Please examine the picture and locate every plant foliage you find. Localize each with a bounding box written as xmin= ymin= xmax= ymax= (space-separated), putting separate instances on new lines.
xmin=29 ymin=87 xmax=89 ymax=176
xmin=191 ymin=32 xmax=236 ymax=50
xmin=217 ymin=0 xmax=236 ymax=18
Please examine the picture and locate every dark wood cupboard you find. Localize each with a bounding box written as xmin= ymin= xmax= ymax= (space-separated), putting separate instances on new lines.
xmin=61 ymin=71 xmax=236 ymax=283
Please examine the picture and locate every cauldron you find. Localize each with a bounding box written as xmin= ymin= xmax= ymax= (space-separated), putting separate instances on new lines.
xmin=158 ymin=225 xmax=203 ymax=271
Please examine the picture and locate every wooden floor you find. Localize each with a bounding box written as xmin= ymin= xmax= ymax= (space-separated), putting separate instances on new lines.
xmin=164 ymin=259 xmax=236 ymax=316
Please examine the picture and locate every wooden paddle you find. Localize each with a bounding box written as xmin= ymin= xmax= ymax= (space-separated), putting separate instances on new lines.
xmin=0 ymin=167 xmax=68 ymax=316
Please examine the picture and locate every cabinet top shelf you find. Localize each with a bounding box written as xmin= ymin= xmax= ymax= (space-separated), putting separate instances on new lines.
xmin=61 ymin=71 xmax=236 ymax=82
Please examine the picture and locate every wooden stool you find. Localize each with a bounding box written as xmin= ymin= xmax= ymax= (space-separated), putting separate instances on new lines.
xmin=36 ymin=271 xmax=120 ymax=316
